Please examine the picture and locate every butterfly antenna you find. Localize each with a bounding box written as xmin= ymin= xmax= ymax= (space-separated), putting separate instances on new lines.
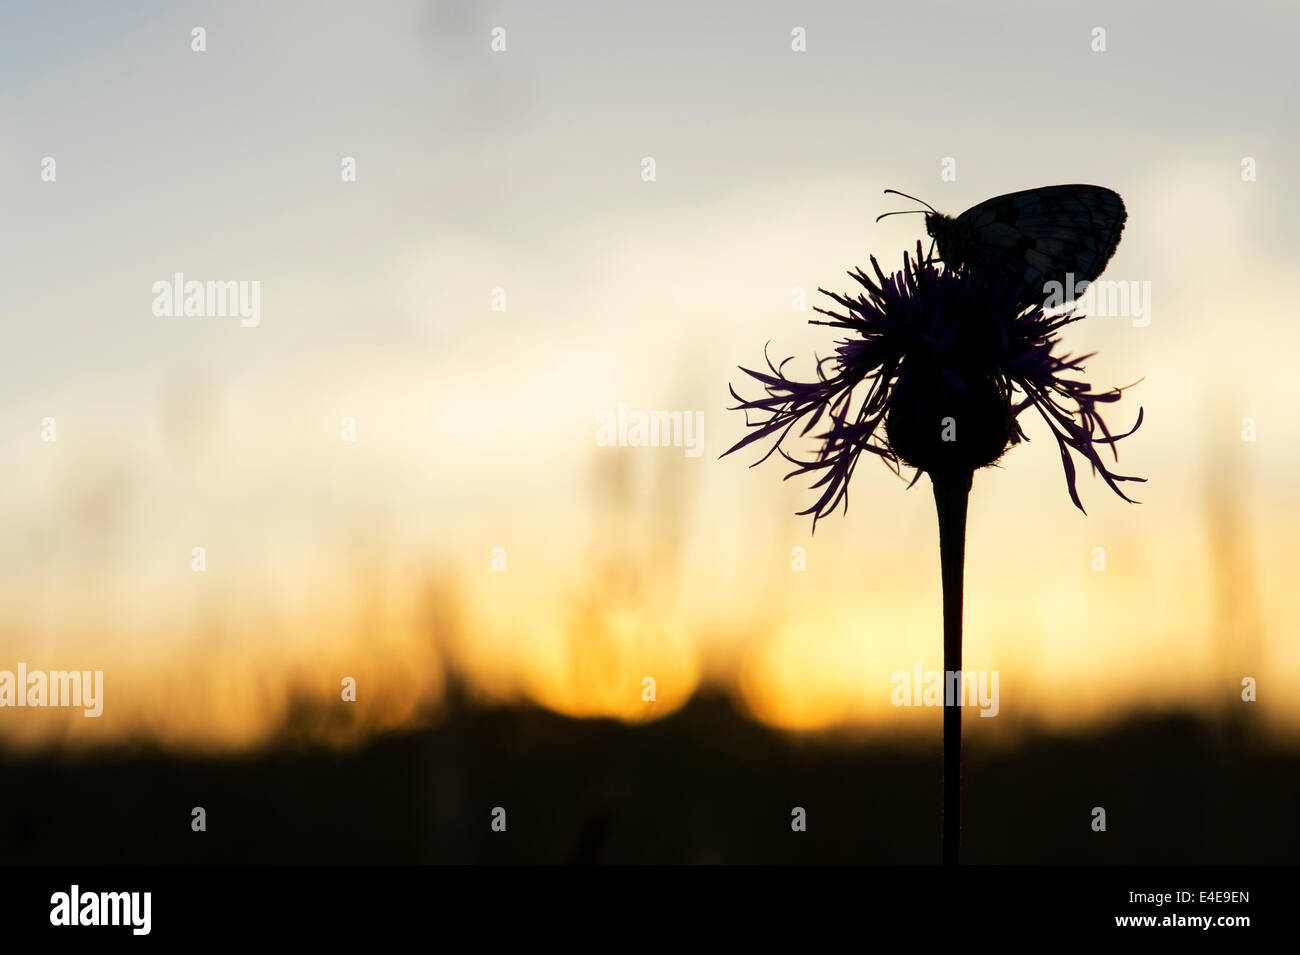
xmin=881 ymin=188 xmax=939 ymax=214
xmin=874 ymin=210 xmax=929 ymax=223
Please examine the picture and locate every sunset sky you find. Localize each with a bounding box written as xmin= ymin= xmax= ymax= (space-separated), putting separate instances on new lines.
xmin=2 ymin=0 xmax=1298 ymax=748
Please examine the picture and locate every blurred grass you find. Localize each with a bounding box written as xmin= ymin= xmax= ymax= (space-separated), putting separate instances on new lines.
xmin=2 ymin=690 xmax=1295 ymax=864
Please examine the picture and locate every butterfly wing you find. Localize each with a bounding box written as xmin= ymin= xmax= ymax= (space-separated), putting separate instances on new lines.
xmin=938 ymin=185 xmax=1126 ymax=302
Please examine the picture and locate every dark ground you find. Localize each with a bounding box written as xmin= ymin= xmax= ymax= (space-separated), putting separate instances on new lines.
xmin=2 ymin=691 xmax=1296 ymax=864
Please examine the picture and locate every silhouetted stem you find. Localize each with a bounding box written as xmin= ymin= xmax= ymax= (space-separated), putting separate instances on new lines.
xmin=932 ymin=468 xmax=972 ymax=865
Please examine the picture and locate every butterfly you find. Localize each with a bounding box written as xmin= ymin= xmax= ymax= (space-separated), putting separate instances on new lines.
xmin=876 ymin=184 xmax=1126 ymax=305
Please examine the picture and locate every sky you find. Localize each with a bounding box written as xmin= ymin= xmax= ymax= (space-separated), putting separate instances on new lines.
xmin=1 ymin=0 xmax=1298 ymax=747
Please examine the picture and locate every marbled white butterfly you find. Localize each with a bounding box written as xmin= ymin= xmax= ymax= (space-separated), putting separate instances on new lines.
xmin=877 ymin=184 xmax=1127 ymax=305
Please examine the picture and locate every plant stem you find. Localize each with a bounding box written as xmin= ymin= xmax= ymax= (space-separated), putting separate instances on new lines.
xmin=931 ymin=468 xmax=972 ymax=865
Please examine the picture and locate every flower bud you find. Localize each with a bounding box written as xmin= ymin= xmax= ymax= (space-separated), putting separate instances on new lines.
xmin=885 ymin=371 xmax=1012 ymax=475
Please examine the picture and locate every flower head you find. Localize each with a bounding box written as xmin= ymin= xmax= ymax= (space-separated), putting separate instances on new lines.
xmin=724 ymin=244 xmax=1144 ymax=528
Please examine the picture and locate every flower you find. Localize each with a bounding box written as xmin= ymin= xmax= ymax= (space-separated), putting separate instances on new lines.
xmin=723 ymin=243 xmax=1144 ymax=528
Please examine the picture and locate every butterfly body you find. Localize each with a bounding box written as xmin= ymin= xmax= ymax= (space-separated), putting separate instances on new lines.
xmin=899 ymin=185 xmax=1126 ymax=303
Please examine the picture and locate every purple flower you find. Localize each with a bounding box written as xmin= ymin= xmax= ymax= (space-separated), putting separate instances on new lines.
xmin=723 ymin=244 xmax=1144 ymax=528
